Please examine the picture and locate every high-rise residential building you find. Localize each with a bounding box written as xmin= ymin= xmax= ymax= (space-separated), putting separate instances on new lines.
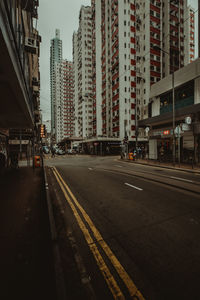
xmin=50 ymin=29 xmax=63 ymax=137
xmin=91 ymin=0 xmax=102 ymax=137
xmin=91 ymin=0 xmax=189 ymax=138
xmin=73 ymin=32 xmax=79 ymax=137
xmin=184 ymin=5 xmax=195 ymax=65
xmin=73 ymin=0 xmax=192 ymax=153
xmin=55 ymin=60 xmax=74 ymax=142
xmin=73 ymin=6 xmax=93 ymax=139
xmin=160 ymin=0 xmax=187 ymax=76
xmin=97 ymin=0 xmax=137 ymax=141
xmin=62 ymin=60 xmax=74 ymax=138
xmin=55 ymin=62 xmax=63 ymax=142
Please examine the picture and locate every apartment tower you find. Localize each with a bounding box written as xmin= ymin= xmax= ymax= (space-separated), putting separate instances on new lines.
xmin=73 ymin=6 xmax=93 ymax=139
xmin=94 ymin=0 xmax=188 ymax=140
xmin=91 ymin=0 xmax=102 ymax=137
xmin=62 ymin=60 xmax=74 ymax=138
xmin=98 ymin=0 xmax=137 ymax=141
xmin=55 ymin=60 xmax=74 ymax=142
xmin=50 ymin=29 xmax=63 ymax=137
xmin=184 ymin=5 xmax=195 ymax=65
xmin=74 ymin=0 xmax=191 ymax=146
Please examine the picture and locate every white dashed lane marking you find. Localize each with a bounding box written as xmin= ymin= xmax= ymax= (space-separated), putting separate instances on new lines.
xmin=125 ymin=183 xmax=143 ymax=191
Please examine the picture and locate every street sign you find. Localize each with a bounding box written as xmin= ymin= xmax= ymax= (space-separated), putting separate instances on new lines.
xmin=9 ymin=140 xmax=30 ymax=145
xmin=181 ymin=123 xmax=191 ymax=131
xmin=174 ymin=126 xmax=182 ymax=136
xmin=185 ymin=116 xmax=192 ymax=125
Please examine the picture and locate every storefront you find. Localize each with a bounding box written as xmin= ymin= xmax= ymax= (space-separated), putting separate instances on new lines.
xmin=147 ymin=120 xmax=197 ymax=163
xmin=0 ymin=130 xmax=9 ymax=169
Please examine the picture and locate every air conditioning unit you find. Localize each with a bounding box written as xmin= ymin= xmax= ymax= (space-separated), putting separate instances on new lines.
xmin=24 ymin=37 xmax=37 ymax=54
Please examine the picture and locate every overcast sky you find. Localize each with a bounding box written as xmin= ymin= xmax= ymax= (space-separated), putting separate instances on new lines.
xmin=38 ymin=0 xmax=198 ymax=122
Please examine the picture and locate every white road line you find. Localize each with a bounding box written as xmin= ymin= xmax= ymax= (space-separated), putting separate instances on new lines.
xmin=88 ymin=168 xmax=93 ymax=171
xmin=170 ymin=176 xmax=193 ymax=183
xmin=125 ymin=183 xmax=143 ymax=191
xmin=114 ymin=165 xmax=122 ymax=168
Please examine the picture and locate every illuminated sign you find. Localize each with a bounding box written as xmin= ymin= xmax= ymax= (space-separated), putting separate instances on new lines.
xmin=40 ymin=124 xmax=46 ymax=138
xmin=163 ymin=130 xmax=170 ymax=135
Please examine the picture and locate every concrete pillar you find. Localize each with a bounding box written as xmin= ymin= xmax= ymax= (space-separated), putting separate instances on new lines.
xmin=199 ymin=0 xmax=200 ymax=58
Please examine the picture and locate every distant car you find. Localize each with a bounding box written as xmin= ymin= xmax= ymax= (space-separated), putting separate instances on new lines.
xmin=57 ymin=149 xmax=65 ymax=155
xmin=43 ymin=146 xmax=49 ymax=154
xmin=67 ymin=149 xmax=73 ymax=154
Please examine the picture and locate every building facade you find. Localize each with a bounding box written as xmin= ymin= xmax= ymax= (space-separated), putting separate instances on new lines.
xmin=91 ymin=0 xmax=189 ymax=141
xmin=62 ymin=60 xmax=74 ymax=139
xmin=50 ymin=29 xmax=63 ymax=137
xmin=139 ymin=58 xmax=200 ymax=164
xmin=54 ymin=60 xmax=74 ymax=143
xmin=73 ymin=6 xmax=93 ymax=139
xmin=91 ymin=0 xmax=102 ymax=138
xmin=184 ymin=5 xmax=195 ymax=65
xmin=99 ymin=0 xmax=137 ymax=141
xmin=72 ymin=0 xmax=194 ymax=155
xmin=0 ymin=0 xmax=41 ymax=166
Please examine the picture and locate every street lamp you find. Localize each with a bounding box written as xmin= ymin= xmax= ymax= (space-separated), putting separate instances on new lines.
xmin=153 ymin=46 xmax=175 ymax=165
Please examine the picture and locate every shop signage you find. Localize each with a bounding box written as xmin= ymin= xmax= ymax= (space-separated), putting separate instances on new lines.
xmin=9 ymin=140 xmax=30 ymax=145
xmin=152 ymin=130 xmax=162 ymax=136
xmin=152 ymin=129 xmax=172 ymax=137
xmin=163 ymin=130 xmax=170 ymax=135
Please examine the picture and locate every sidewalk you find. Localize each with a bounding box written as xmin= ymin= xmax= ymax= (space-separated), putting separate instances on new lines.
xmin=123 ymin=158 xmax=200 ymax=173
xmin=0 ymin=166 xmax=56 ymax=300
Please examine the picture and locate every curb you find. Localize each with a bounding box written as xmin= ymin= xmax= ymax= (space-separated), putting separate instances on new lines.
xmin=43 ymin=166 xmax=67 ymax=300
xmin=120 ymin=159 xmax=200 ymax=174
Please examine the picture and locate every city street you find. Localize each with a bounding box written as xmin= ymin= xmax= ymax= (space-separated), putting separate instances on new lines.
xmin=45 ymin=155 xmax=200 ymax=300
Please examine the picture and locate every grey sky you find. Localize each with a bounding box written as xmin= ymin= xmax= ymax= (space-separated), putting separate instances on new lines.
xmin=38 ymin=0 xmax=198 ymax=122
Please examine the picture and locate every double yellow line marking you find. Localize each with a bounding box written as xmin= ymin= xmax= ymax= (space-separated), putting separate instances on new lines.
xmin=52 ymin=167 xmax=145 ymax=300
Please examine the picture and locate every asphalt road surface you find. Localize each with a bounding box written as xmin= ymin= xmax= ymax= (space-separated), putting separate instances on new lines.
xmin=46 ymin=155 xmax=200 ymax=300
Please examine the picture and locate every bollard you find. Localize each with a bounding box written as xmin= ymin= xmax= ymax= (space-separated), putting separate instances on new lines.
xmin=34 ymin=155 xmax=41 ymax=168
xmin=128 ymin=152 xmax=133 ymax=160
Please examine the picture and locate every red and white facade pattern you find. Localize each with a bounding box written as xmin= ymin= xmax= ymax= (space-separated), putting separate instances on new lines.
xmin=160 ymin=0 xmax=186 ymax=76
xmin=136 ymin=0 xmax=188 ymax=124
xmin=62 ymin=60 xmax=74 ymax=138
xmin=99 ymin=0 xmax=137 ymax=141
xmin=184 ymin=5 xmax=195 ymax=65
xmin=55 ymin=60 xmax=74 ymax=142
xmin=74 ymin=0 xmax=192 ymax=142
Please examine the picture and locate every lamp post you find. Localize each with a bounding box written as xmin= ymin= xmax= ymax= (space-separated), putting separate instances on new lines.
xmin=153 ymin=46 xmax=175 ymax=165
